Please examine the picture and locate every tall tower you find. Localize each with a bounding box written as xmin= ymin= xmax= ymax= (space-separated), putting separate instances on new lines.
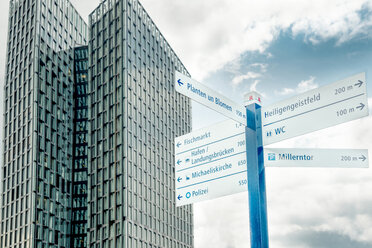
xmin=1 ymin=1 xmax=87 ymax=247
xmin=88 ymin=0 xmax=193 ymax=247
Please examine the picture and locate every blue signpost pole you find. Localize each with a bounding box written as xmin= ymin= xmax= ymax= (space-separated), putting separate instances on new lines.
xmin=245 ymin=93 xmax=269 ymax=248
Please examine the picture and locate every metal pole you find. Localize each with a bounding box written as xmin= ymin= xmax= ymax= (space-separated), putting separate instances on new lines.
xmin=245 ymin=92 xmax=269 ymax=248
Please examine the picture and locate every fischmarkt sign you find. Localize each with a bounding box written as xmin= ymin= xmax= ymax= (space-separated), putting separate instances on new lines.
xmin=175 ymin=119 xmax=247 ymax=206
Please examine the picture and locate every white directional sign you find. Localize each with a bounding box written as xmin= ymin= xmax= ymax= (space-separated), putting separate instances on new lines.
xmin=175 ymin=71 xmax=247 ymax=125
xmin=175 ymin=119 xmax=247 ymax=206
xmin=262 ymin=73 xmax=369 ymax=145
xmin=264 ymin=148 xmax=369 ymax=168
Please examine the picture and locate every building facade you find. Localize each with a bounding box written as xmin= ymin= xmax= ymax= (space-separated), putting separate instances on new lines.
xmin=88 ymin=0 xmax=193 ymax=247
xmin=1 ymin=0 xmax=87 ymax=247
xmin=1 ymin=0 xmax=193 ymax=248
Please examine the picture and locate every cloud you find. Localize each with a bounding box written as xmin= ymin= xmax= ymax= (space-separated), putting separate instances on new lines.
xmin=69 ymin=0 xmax=100 ymax=22
xmin=250 ymin=80 xmax=260 ymax=92
xmin=250 ymin=63 xmax=268 ymax=71
xmin=230 ymin=62 xmax=267 ymax=90
xmin=232 ymin=71 xmax=261 ymax=85
xmin=194 ymin=193 xmax=250 ymax=248
xmin=140 ymin=0 xmax=372 ymax=80
xmin=276 ymin=76 xmax=318 ymax=95
xmin=277 ymin=230 xmax=372 ymax=248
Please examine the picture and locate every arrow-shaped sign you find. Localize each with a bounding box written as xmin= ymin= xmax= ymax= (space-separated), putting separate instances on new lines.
xmin=175 ymin=119 xmax=247 ymax=207
xmin=177 ymin=195 xmax=183 ymax=200
xmin=261 ymin=73 xmax=368 ymax=146
xmin=359 ymin=155 xmax=367 ymax=162
xmin=264 ymin=148 xmax=369 ymax=168
xmin=355 ymin=80 xmax=364 ymax=88
xmin=175 ymin=71 xmax=247 ymax=125
xmin=176 ymin=142 xmax=182 ymax=148
xmin=356 ymin=103 xmax=365 ymax=110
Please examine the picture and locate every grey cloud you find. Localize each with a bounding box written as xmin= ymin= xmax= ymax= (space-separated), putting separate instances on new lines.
xmin=279 ymin=229 xmax=372 ymax=248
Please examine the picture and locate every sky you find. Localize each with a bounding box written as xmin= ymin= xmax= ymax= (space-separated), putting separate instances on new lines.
xmin=1 ymin=0 xmax=372 ymax=247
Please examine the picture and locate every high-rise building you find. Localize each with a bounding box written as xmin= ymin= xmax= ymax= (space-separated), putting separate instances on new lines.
xmin=1 ymin=0 xmax=88 ymax=247
xmin=87 ymin=0 xmax=193 ymax=247
xmin=1 ymin=0 xmax=194 ymax=247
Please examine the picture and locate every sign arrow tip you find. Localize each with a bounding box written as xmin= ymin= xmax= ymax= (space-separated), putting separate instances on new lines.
xmin=357 ymin=103 xmax=365 ymax=110
xmin=355 ymin=80 xmax=364 ymax=88
xmin=360 ymin=155 xmax=367 ymax=162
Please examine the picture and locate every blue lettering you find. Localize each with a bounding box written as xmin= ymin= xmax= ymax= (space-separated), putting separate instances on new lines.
xmin=275 ymin=126 xmax=286 ymax=135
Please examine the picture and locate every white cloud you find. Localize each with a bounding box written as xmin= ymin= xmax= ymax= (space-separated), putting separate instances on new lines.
xmin=140 ymin=0 xmax=372 ymax=80
xmin=276 ymin=76 xmax=318 ymax=95
xmin=250 ymin=63 xmax=268 ymax=71
xmin=232 ymin=71 xmax=261 ymax=85
xmin=250 ymin=80 xmax=260 ymax=92
xmin=230 ymin=62 xmax=268 ymax=94
xmin=276 ymin=87 xmax=295 ymax=95
xmin=69 ymin=0 xmax=100 ymax=22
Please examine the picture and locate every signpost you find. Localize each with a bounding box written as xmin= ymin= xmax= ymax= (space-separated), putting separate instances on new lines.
xmin=174 ymin=71 xmax=370 ymax=248
xmin=245 ymin=99 xmax=269 ymax=248
xmin=175 ymin=71 xmax=247 ymax=125
xmin=264 ymin=148 xmax=369 ymax=168
xmin=175 ymin=119 xmax=247 ymax=206
xmin=262 ymin=73 xmax=368 ymax=145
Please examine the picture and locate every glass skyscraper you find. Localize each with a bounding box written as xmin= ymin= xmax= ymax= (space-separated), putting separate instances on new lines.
xmin=1 ymin=0 xmax=88 ymax=247
xmin=1 ymin=0 xmax=193 ymax=248
xmin=88 ymin=0 xmax=193 ymax=247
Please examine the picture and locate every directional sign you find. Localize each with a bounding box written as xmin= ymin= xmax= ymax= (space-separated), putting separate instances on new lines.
xmin=262 ymin=73 xmax=369 ymax=145
xmin=175 ymin=71 xmax=247 ymax=125
xmin=264 ymin=148 xmax=369 ymax=168
xmin=175 ymin=119 xmax=247 ymax=206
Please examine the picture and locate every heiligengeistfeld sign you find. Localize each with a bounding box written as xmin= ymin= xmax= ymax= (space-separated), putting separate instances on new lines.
xmin=262 ymin=73 xmax=368 ymax=145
